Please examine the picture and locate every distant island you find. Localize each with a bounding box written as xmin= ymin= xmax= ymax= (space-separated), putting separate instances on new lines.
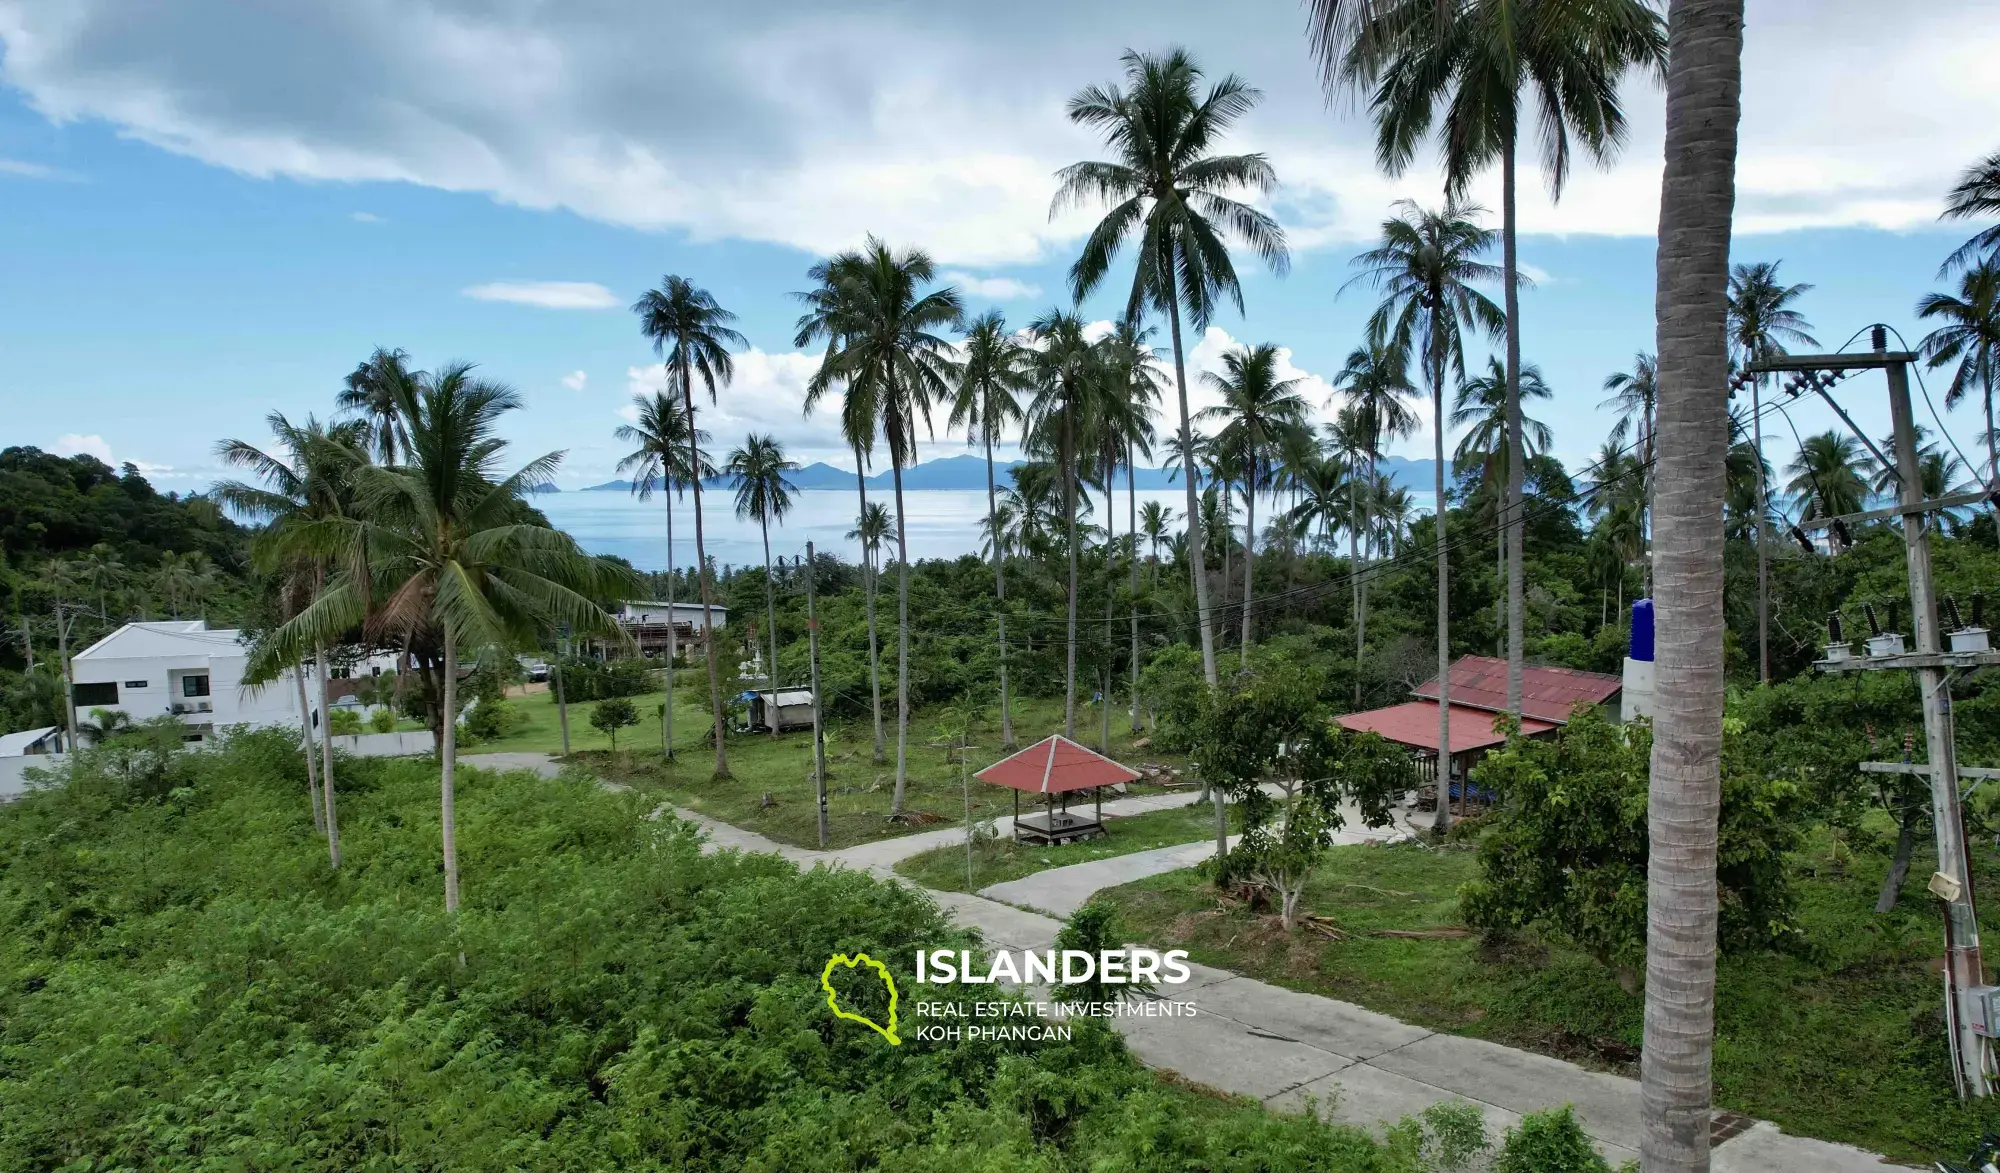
xmin=569 ymin=452 xmax=1439 ymax=494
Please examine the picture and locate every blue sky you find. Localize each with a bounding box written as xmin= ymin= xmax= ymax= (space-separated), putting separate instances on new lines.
xmin=1 ymin=0 xmax=1995 ymax=496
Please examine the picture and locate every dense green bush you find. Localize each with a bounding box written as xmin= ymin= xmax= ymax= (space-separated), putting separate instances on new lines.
xmin=1492 ymin=1107 xmax=1620 ymax=1173
xmin=0 ymin=730 xmax=1430 ymax=1171
xmin=1462 ymin=709 xmax=1804 ymax=970
xmin=556 ymin=655 xmax=658 ymax=701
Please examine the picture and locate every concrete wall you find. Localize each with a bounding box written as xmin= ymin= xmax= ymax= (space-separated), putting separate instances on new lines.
xmin=330 ymin=730 xmax=434 ymax=758
xmin=0 ymin=753 xmax=66 ymax=801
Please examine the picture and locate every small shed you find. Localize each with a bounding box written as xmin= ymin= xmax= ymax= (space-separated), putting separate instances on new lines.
xmin=0 ymin=726 xmax=63 ymax=757
xmin=745 ymin=688 xmax=815 ymax=733
xmin=974 ymin=735 xmax=1141 ymax=844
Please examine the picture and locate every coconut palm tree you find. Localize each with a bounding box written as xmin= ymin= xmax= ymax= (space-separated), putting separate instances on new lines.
xmin=1599 ymin=352 xmax=1659 ymax=585
xmin=1453 ymin=356 xmax=1554 ymax=650
xmin=1315 ymin=0 xmax=1664 ymax=719
xmin=846 ymin=497 xmax=894 ymax=739
xmin=79 ymin=544 xmax=122 ymax=620
xmin=1785 ymin=431 xmax=1876 ymax=521
xmin=1056 ymin=47 xmax=1290 ymax=692
xmin=948 ymin=310 xmax=1030 ymax=747
xmin=215 ymin=412 xmax=370 ymax=868
xmin=1346 ymin=197 xmax=1503 ymax=833
xmin=1139 ymin=500 xmax=1175 ymax=589
xmin=1727 ymin=261 xmax=1817 ymax=684
xmin=1941 ymin=150 xmax=2000 ymax=275
xmin=726 ymin=433 xmax=800 ymax=738
xmin=796 ymin=239 xmax=963 ymax=816
xmin=633 ymin=276 xmax=746 ymax=779
xmin=1917 ymin=259 xmax=2000 ymax=493
xmin=337 ymin=347 xmax=419 ymax=465
xmin=614 ymin=391 xmax=713 ymax=759
xmin=1642 ymin=3 xmax=1746 ymax=1162
xmin=1333 ymin=328 xmax=1418 ymax=699
xmin=1026 ymin=309 xmax=1102 ymax=737
xmin=248 ymin=365 xmax=636 ymax=914
xmin=1097 ymin=322 xmax=1164 ymax=732
xmin=1198 ymin=344 xmax=1311 ymax=666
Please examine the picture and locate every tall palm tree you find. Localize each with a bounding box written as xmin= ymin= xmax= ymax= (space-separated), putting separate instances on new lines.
xmin=796 ymin=240 xmax=963 ymax=815
xmin=249 ymin=365 xmax=636 ymax=915
xmin=1785 ymin=431 xmax=1876 ymax=521
xmin=1599 ymin=352 xmax=1659 ymax=588
xmin=614 ymin=391 xmax=713 ymax=760
xmin=216 ymin=412 xmax=368 ymax=868
xmin=844 ymin=499 xmax=893 ymax=753
xmin=1642 ymin=1 xmax=1744 ymax=1164
xmin=1098 ymin=321 xmax=1163 ymax=732
xmin=1056 ymin=47 xmax=1290 ymax=693
xmin=337 ymin=347 xmax=419 ymax=465
xmin=1333 ymin=328 xmax=1418 ymax=700
xmin=1315 ymin=0 xmax=1664 ymax=719
xmin=1026 ymin=309 xmax=1102 ymax=737
xmin=1941 ymin=150 xmax=2000 ymax=275
xmin=1917 ymin=259 xmax=2000 ymax=493
xmin=1727 ymin=261 xmax=1817 ymax=685
xmin=1453 ymin=356 xmax=1554 ymax=650
xmin=727 ymin=433 xmax=800 ymax=738
xmin=1139 ymin=500 xmax=1175 ymax=587
xmin=633 ymin=276 xmax=746 ymax=779
xmin=948 ymin=310 xmax=1029 ymax=747
xmin=1198 ymin=343 xmax=1311 ymax=666
xmin=80 ymin=544 xmax=122 ymax=619
xmin=1346 ymin=197 xmax=1503 ymax=834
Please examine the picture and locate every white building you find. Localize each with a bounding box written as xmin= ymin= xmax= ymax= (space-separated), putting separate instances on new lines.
xmin=0 ymin=727 xmax=64 ymax=757
xmin=67 ymin=620 xmax=358 ymax=743
xmin=613 ymin=600 xmax=726 ymax=659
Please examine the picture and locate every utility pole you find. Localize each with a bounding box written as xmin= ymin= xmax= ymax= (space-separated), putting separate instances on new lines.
xmin=553 ymin=625 xmax=571 ymax=758
xmin=803 ymin=545 xmax=829 ymax=849
xmin=1770 ymin=329 xmax=1995 ymax=1098
xmin=53 ymin=603 xmax=79 ymax=751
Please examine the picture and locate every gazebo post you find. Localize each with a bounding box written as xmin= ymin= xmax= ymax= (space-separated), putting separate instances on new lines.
xmin=1013 ymin=789 xmax=1020 ymax=838
xmin=1094 ymin=785 xmax=1101 ymax=831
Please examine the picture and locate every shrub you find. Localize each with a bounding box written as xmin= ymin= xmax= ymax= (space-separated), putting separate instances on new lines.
xmin=367 ymin=707 xmax=397 ymax=734
xmin=327 ymin=708 xmax=364 ymax=736
xmin=462 ymin=696 xmax=526 ymax=743
xmin=1493 ymin=1106 xmax=1615 ymax=1173
xmin=590 ymin=695 xmax=639 ymax=749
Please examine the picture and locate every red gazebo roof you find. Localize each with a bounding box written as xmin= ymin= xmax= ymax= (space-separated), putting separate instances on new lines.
xmin=1337 ymin=700 xmax=1556 ymax=755
xmin=1411 ymin=655 xmax=1621 ymax=724
xmin=974 ymin=735 xmax=1141 ymax=794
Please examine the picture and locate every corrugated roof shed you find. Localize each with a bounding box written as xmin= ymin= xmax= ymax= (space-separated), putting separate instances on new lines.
xmin=1337 ymin=701 xmax=1556 ymax=754
xmin=1410 ymin=655 xmax=1620 ymax=724
xmin=975 ymin=735 xmax=1141 ymax=794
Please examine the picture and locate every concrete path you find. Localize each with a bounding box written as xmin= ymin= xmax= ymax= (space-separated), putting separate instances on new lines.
xmin=463 ymin=751 xmax=1908 ymax=1170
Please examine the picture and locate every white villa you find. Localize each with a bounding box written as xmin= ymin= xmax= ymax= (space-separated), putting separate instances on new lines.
xmin=612 ymin=600 xmax=725 ymax=659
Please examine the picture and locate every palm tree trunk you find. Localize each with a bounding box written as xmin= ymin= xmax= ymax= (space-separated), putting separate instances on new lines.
xmin=1986 ymin=388 xmax=1997 ymax=497
xmin=1220 ymin=487 xmax=1233 ymax=649
xmin=761 ymin=517 xmax=779 ymax=740
xmin=1433 ymin=345 xmax=1452 ymax=837
xmin=1063 ymin=410 xmax=1079 ymax=739
xmin=1753 ymin=376 xmax=1770 ymax=685
xmin=856 ymin=451 xmax=886 ymax=763
xmin=985 ymin=432 xmax=1014 ymax=749
xmin=1642 ymin=3 xmax=1742 ymax=1167
xmin=890 ymin=455 xmax=914 ymax=818
xmin=294 ymin=664 xmax=324 ymax=833
xmin=1128 ymin=450 xmax=1142 ymax=734
xmin=663 ymin=489 xmax=677 ymax=759
xmin=440 ymin=638 xmax=462 ymax=913
xmin=685 ymin=387 xmax=729 ymax=779
xmin=1165 ymin=287 xmax=1219 ymax=688
xmin=1350 ymin=497 xmax=1363 ymax=707
xmin=1503 ymin=136 xmax=1526 ymax=718
xmin=1104 ymin=472 xmax=1117 ymax=754
xmin=1359 ymin=451 xmax=1375 ymax=706
xmin=314 ymin=647 xmax=340 ymax=868
xmin=1240 ymin=461 xmax=1256 ymax=666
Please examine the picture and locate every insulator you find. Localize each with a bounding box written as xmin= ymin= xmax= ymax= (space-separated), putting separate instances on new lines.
xmin=1831 ymin=519 xmax=1853 ymax=549
xmin=1828 ymin=611 xmax=1845 ymax=643
xmin=1864 ymin=601 xmax=1882 ymax=637
xmin=1790 ymin=525 xmax=1815 ymax=552
xmin=1945 ymin=595 xmax=1965 ymax=630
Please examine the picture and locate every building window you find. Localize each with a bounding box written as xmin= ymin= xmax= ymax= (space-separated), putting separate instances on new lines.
xmin=124 ymin=680 xmax=149 ymax=690
xmin=182 ymin=675 xmax=211 ymax=698
xmin=73 ymin=682 xmax=118 ymax=706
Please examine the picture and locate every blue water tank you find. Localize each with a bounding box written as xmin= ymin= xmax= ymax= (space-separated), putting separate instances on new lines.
xmin=1630 ymin=599 xmax=1655 ymax=663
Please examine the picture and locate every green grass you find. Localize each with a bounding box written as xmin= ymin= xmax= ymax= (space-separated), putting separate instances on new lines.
xmin=1096 ymin=829 xmax=2000 ymax=1166
xmin=893 ymin=800 xmax=1236 ymax=892
xmin=475 ymin=687 xmax=1196 ymax=851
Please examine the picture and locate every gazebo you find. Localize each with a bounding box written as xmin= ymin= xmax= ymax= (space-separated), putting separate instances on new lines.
xmin=975 ymin=734 xmax=1140 ymax=845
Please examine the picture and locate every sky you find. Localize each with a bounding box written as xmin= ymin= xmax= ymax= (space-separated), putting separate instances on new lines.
xmin=1 ymin=0 xmax=1996 ymax=499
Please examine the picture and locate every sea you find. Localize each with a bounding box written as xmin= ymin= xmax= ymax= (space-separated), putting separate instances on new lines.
xmin=537 ymin=486 xmax=1437 ymax=572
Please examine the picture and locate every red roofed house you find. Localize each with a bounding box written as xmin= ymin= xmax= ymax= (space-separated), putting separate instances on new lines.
xmin=1336 ymin=655 xmax=1621 ymax=804
xmin=974 ymin=734 xmax=1141 ymax=844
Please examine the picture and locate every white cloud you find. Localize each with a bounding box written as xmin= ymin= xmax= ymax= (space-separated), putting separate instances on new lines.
xmin=942 ymin=271 xmax=1042 ymax=301
xmin=1518 ymin=262 xmax=1554 ymax=285
xmin=52 ymin=433 xmax=114 ymax=462
xmin=0 ymin=156 xmax=78 ymax=180
xmin=562 ymin=369 xmax=588 ymax=391
xmin=349 ymin=210 xmax=382 ymax=222
xmin=461 ymin=280 xmax=619 ymax=309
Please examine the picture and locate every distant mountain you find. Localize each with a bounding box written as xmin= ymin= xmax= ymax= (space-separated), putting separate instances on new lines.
xmin=526 ymin=483 xmax=562 ymax=494
xmin=580 ymin=452 xmax=1439 ymax=494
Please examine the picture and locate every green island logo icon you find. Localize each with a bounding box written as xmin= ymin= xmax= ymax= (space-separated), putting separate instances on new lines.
xmin=821 ymin=952 xmax=901 ymax=1045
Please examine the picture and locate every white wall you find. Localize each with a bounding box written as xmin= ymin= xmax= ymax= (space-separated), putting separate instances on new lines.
xmin=0 ymin=730 xmax=436 ymax=803
xmin=0 ymin=753 xmax=65 ymax=801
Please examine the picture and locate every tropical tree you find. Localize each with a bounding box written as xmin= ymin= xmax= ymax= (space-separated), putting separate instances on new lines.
xmin=215 ymin=412 xmax=369 ymax=869
xmin=1598 ymin=352 xmax=1659 ymax=584
xmin=80 ymin=543 xmax=122 ymax=619
xmin=337 ymin=347 xmax=418 ymax=464
xmin=1314 ymin=0 xmax=1664 ymax=718
xmin=1784 ymin=431 xmax=1876 ymax=522
xmin=1097 ymin=321 xmax=1163 ymax=732
xmin=1056 ymin=46 xmax=1290 ymax=694
xmin=796 ymin=239 xmax=963 ymax=816
xmin=1026 ymin=309 xmax=1103 ymax=737
xmin=1941 ymin=150 xmax=2000 ymax=275
xmin=845 ymin=499 xmax=893 ymax=754
xmin=726 ymin=433 xmax=800 ymax=739
xmin=614 ymin=391 xmax=713 ymax=759
xmin=1917 ymin=259 xmax=2000 ymax=491
xmin=1198 ymin=344 xmax=1311 ymax=665
xmin=1453 ymin=356 xmax=1554 ymax=650
xmin=1641 ymin=1 xmax=1744 ymax=1164
xmin=1332 ymin=328 xmax=1418 ymax=697
xmin=1727 ymin=260 xmax=1817 ymax=684
xmin=634 ymin=276 xmax=746 ymax=779
xmin=1139 ymin=500 xmax=1176 ymax=587
xmin=1346 ymin=197 xmax=1503 ymax=833
xmin=948 ymin=310 xmax=1029 ymax=747
xmin=248 ymin=365 xmax=637 ymax=915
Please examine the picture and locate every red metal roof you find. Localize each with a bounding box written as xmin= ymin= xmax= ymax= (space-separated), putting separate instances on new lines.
xmin=974 ymin=735 xmax=1141 ymax=794
xmin=1337 ymin=700 xmax=1556 ymax=754
xmin=1411 ymin=655 xmax=1621 ymax=724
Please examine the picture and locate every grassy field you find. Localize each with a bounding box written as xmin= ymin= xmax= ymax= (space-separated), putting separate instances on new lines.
xmin=1095 ymin=830 xmax=2000 ymax=1165
xmin=473 ymin=685 xmax=1197 ymax=850
xmin=893 ymin=799 xmax=1235 ymax=892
